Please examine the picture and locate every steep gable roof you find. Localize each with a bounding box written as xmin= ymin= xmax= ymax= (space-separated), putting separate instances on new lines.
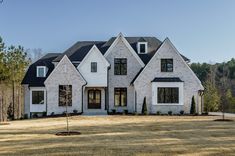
xmin=53 ymin=41 xmax=106 ymax=62
xmin=104 ymin=33 xmax=145 ymax=67
xmin=21 ymin=53 xmax=61 ymax=87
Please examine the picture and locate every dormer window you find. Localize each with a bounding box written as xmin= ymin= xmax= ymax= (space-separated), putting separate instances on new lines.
xmin=37 ymin=66 xmax=46 ymax=77
xmin=137 ymin=42 xmax=147 ymax=54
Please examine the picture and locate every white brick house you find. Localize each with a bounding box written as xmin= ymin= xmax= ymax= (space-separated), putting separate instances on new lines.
xmin=22 ymin=33 xmax=204 ymax=117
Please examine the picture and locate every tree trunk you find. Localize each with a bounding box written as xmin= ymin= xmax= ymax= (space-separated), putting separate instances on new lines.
xmin=12 ymin=81 xmax=15 ymax=119
xmin=0 ymin=96 xmax=3 ymax=122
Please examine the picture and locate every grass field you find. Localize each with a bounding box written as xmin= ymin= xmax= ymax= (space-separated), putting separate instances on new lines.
xmin=0 ymin=115 xmax=235 ymax=156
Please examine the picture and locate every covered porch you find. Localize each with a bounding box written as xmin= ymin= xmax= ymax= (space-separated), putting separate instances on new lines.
xmin=83 ymin=87 xmax=108 ymax=115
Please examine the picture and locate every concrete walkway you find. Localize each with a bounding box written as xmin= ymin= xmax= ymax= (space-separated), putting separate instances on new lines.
xmin=209 ymin=112 xmax=235 ymax=117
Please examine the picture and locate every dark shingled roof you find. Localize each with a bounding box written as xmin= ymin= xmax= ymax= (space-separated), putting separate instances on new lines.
xmin=151 ymin=77 xmax=183 ymax=82
xmin=53 ymin=37 xmax=189 ymax=64
xmin=53 ymin=41 xmax=106 ymax=62
xmin=22 ymin=36 xmax=190 ymax=86
xmin=21 ymin=53 xmax=61 ymax=87
xmin=101 ymin=37 xmax=163 ymax=64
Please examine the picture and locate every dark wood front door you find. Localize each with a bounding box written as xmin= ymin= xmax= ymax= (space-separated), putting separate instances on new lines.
xmin=88 ymin=89 xmax=101 ymax=109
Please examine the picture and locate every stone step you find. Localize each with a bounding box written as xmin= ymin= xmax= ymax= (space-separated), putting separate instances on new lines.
xmin=82 ymin=111 xmax=108 ymax=115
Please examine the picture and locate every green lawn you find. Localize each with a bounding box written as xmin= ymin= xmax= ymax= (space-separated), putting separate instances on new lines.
xmin=0 ymin=115 xmax=235 ymax=156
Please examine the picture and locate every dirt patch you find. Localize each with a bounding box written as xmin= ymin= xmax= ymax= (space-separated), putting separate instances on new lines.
xmin=55 ymin=131 xmax=81 ymax=136
xmin=214 ymin=119 xmax=234 ymax=122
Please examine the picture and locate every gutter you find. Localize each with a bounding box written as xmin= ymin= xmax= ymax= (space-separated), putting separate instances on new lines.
xmin=81 ymin=82 xmax=87 ymax=114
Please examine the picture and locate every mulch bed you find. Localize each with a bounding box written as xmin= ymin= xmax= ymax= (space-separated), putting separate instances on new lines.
xmin=214 ymin=119 xmax=234 ymax=122
xmin=55 ymin=131 xmax=81 ymax=136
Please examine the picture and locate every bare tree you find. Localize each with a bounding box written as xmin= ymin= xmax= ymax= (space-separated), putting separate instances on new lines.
xmin=59 ymin=85 xmax=72 ymax=133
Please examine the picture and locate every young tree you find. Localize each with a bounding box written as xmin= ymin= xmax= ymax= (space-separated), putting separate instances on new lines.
xmin=204 ymin=80 xmax=220 ymax=113
xmin=6 ymin=45 xmax=30 ymax=119
xmin=59 ymin=85 xmax=72 ymax=133
xmin=142 ymin=97 xmax=147 ymax=115
xmin=190 ymin=96 xmax=196 ymax=115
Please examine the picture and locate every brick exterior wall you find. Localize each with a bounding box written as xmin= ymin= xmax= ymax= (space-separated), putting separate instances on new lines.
xmin=105 ymin=39 xmax=142 ymax=113
xmin=44 ymin=56 xmax=86 ymax=115
xmin=134 ymin=39 xmax=204 ymax=114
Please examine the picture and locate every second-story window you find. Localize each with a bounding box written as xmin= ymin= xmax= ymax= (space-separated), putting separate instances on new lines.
xmin=161 ymin=59 xmax=173 ymax=72
xmin=138 ymin=42 xmax=147 ymax=54
xmin=91 ymin=62 xmax=97 ymax=72
xmin=37 ymin=66 xmax=46 ymax=77
xmin=114 ymin=58 xmax=127 ymax=75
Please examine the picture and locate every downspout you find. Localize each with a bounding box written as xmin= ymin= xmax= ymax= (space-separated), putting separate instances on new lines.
xmin=106 ymin=66 xmax=110 ymax=113
xmin=45 ymin=85 xmax=47 ymax=116
xmin=81 ymin=82 xmax=87 ymax=114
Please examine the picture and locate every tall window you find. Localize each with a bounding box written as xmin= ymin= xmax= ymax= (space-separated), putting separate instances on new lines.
xmin=158 ymin=87 xmax=179 ymax=103
xmin=91 ymin=62 xmax=97 ymax=72
xmin=114 ymin=58 xmax=127 ymax=75
xmin=32 ymin=91 xmax=44 ymax=104
xmin=37 ymin=66 xmax=46 ymax=77
xmin=59 ymin=85 xmax=72 ymax=106
xmin=161 ymin=59 xmax=173 ymax=72
xmin=114 ymin=88 xmax=127 ymax=106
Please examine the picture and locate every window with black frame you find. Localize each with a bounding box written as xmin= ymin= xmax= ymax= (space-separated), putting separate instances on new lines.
xmin=32 ymin=91 xmax=44 ymax=104
xmin=91 ymin=62 xmax=97 ymax=72
xmin=59 ymin=85 xmax=72 ymax=106
xmin=161 ymin=59 xmax=173 ymax=72
xmin=114 ymin=58 xmax=127 ymax=75
xmin=158 ymin=87 xmax=179 ymax=103
xmin=114 ymin=88 xmax=127 ymax=106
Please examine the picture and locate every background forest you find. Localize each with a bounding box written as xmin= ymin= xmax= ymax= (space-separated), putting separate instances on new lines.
xmin=0 ymin=36 xmax=235 ymax=122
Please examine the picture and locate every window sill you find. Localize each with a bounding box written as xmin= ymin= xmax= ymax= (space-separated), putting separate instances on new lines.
xmin=152 ymin=103 xmax=183 ymax=106
xmin=32 ymin=104 xmax=44 ymax=105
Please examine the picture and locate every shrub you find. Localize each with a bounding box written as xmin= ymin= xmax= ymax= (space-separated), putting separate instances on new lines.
xmin=73 ymin=109 xmax=78 ymax=114
xmin=156 ymin=111 xmax=161 ymax=115
xmin=43 ymin=111 xmax=47 ymax=117
xmin=142 ymin=97 xmax=147 ymax=115
xmin=111 ymin=109 xmax=116 ymax=114
xmin=168 ymin=111 xmax=172 ymax=115
xmin=134 ymin=112 xmax=138 ymax=115
xmin=62 ymin=111 xmax=67 ymax=115
xmin=190 ymin=96 xmax=196 ymax=115
xmin=180 ymin=110 xmax=184 ymax=115
xmin=33 ymin=113 xmax=38 ymax=118
xmin=50 ymin=112 xmax=55 ymax=116
xmin=24 ymin=114 xmax=28 ymax=119
xmin=123 ymin=109 xmax=128 ymax=115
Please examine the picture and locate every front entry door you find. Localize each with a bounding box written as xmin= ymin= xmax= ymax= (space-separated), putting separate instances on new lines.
xmin=88 ymin=89 xmax=101 ymax=109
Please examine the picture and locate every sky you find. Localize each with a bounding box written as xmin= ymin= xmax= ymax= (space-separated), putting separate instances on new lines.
xmin=0 ymin=0 xmax=235 ymax=63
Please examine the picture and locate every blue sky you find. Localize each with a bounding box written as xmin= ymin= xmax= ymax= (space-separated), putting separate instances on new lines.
xmin=0 ymin=0 xmax=235 ymax=63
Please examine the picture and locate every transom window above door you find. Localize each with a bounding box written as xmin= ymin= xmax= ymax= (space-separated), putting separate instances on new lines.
xmin=161 ymin=59 xmax=173 ymax=72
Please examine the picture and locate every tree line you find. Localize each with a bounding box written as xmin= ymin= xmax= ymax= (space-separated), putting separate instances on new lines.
xmin=191 ymin=59 xmax=235 ymax=113
xmin=0 ymin=37 xmax=30 ymax=122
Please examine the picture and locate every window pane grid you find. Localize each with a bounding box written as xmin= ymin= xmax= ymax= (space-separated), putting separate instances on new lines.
xmin=114 ymin=88 xmax=127 ymax=107
xmin=91 ymin=62 xmax=97 ymax=72
xmin=161 ymin=59 xmax=173 ymax=72
xmin=114 ymin=58 xmax=127 ymax=75
xmin=32 ymin=91 xmax=44 ymax=104
xmin=59 ymin=85 xmax=72 ymax=106
xmin=157 ymin=87 xmax=179 ymax=103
